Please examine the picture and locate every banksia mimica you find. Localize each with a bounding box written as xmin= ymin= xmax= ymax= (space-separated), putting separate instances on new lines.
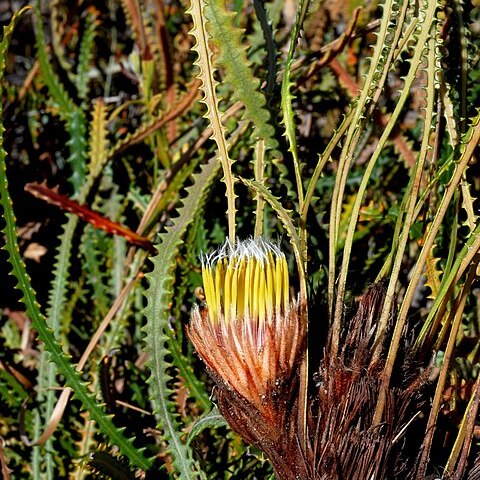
xmin=188 ymin=238 xmax=308 ymax=479
xmin=188 ymin=243 xmax=436 ymax=479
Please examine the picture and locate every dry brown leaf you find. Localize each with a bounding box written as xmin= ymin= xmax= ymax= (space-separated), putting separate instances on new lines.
xmin=23 ymin=242 xmax=47 ymax=263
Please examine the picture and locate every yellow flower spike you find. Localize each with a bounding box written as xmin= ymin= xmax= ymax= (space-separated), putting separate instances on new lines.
xmin=224 ymin=260 xmax=234 ymax=324
xmin=199 ymin=238 xmax=292 ymax=331
xmin=202 ymin=265 xmax=217 ymax=324
xmin=258 ymin=262 xmax=266 ymax=328
xmin=265 ymin=252 xmax=274 ymax=322
xmin=282 ymin=256 xmax=289 ymax=313
xmin=253 ymin=257 xmax=261 ymax=323
xmin=188 ymin=237 xmax=306 ymax=454
xmin=275 ymin=256 xmax=283 ymax=315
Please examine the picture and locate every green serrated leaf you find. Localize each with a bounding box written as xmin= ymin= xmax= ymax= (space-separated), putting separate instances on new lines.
xmin=34 ymin=3 xmax=76 ymax=116
xmin=187 ymin=0 xmax=236 ymax=241
xmin=280 ymin=0 xmax=310 ymax=208
xmin=239 ymin=177 xmax=305 ymax=273
xmin=34 ymin=215 xmax=79 ymax=479
xmin=186 ymin=407 xmax=228 ymax=447
xmin=34 ymin=3 xmax=87 ymax=193
xmin=33 ymin=71 xmax=109 ymax=480
xmin=76 ymin=9 xmax=99 ymax=100
xmin=143 ymin=158 xmax=219 ymax=479
xmin=205 ymin=0 xmax=277 ymax=151
xmin=0 ymin=10 xmax=151 ymax=471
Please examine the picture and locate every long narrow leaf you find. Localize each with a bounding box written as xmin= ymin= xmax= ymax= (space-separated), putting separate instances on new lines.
xmin=0 ymin=10 xmax=151 ymax=472
xmin=143 ymin=158 xmax=220 ymax=479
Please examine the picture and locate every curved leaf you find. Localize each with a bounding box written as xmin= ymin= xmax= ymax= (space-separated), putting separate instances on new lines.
xmin=187 ymin=0 xmax=236 ymax=240
xmin=186 ymin=407 xmax=228 ymax=447
xmin=205 ymin=0 xmax=277 ymax=150
xmin=143 ymin=157 xmax=220 ymax=479
xmin=0 ymin=9 xmax=151 ymax=472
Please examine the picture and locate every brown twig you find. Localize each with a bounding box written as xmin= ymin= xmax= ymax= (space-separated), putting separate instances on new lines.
xmin=453 ymin=377 xmax=480 ymax=479
xmin=296 ymin=7 xmax=362 ymax=89
xmin=18 ymin=60 xmax=40 ymax=101
xmin=153 ymin=0 xmax=176 ymax=142
xmin=110 ymin=78 xmax=201 ymax=157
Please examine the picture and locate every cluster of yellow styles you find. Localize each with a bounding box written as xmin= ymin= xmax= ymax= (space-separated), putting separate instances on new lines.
xmin=201 ymin=238 xmax=290 ymax=327
xmin=188 ymin=238 xmax=305 ymax=413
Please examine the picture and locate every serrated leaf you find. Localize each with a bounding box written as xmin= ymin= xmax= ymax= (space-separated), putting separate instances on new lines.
xmin=76 ymin=8 xmax=99 ymax=100
xmin=424 ymin=243 xmax=442 ymax=300
xmin=239 ymin=177 xmax=305 ymax=271
xmin=33 ymin=81 xmax=109 ymax=480
xmin=186 ymin=407 xmax=228 ymax=447
xmin=205 ymin=0 xmax=277 ymax=151
xmin=280 ymin=0 xmax=310 ymax=206
xmin=460 ymin=177 xmax=478 ymax=235
xmin=143 ymin=158 xmax=219 ymax=479
xmin=34 ymin=215 xmax=79 ymax=479
xmin=187 ymin=0 xmax=236 ymax=240
xmin=34 ymin=3 xmax=87 ymax=193
xmin=34 ymin=4 xmax=76 ymax=116
xmin=0 ymin=10 xmax=151 ymax=471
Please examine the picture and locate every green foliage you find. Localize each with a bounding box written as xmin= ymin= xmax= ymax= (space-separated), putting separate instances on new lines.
xmin=143 ymin=157 xmax=219 ymax=478
xmin=186 ymin=406 xmax=228 ymax=446
xmin=76 ymin=9 xmax=99 ymax=101
xmin=2 ymin=0 xmax=480 ymax=478
xmin=0 ymin=10 xmax=151 ymax=473
xmin=205 ymin=0 xmax=277 ymax=151
xmin=188 ymin=0 xmax=237 ymax=241
xmin=280 ymin=0 xmax=310 ymax=211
